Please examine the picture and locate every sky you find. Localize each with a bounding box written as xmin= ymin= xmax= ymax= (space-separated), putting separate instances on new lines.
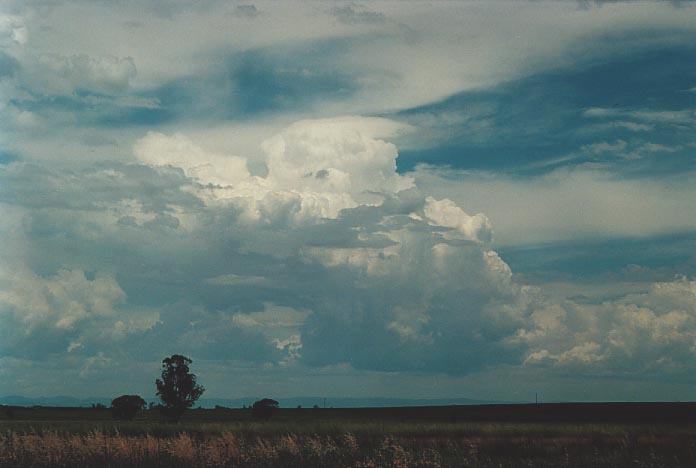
xmin=1 ymin=1 xmax=696 ymax=403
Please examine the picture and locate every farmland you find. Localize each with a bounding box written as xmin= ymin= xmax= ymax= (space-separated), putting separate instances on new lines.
xmin=1 ymin=403 xmax=695 ymax=467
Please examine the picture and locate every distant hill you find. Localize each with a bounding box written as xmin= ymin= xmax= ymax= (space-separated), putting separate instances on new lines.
xmin=0 ymin=395 xmax=499 ymax=408
xmin=202 ymin=396 xmax=500 ymax=409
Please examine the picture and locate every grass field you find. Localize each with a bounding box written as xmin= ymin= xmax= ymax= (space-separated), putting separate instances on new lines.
xmin=2 ymin=404 xmax=696 ymax=467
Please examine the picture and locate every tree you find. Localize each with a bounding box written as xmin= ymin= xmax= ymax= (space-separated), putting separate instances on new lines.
xmin=111 ymin=395 xmax=146 ymax=420
xmin=251 ymin=398 xmax=279 ymax=420
xmin=155 ymin=354 xmax=205 ymax=421
xmin=3 ymin=406 xmax=15 ymax=420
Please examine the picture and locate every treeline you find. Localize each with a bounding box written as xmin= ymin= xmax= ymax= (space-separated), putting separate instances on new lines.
xmin=109 ymin=354 xmax=279 ymax=422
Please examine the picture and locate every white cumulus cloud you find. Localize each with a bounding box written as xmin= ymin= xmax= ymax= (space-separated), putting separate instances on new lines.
xmin=0 ymin=266 xmax=158 ymax=357
xmin=134 ymin=116 xmax=414 ymax=223
xmin=521 ymin=279 xmax=696 ymax=374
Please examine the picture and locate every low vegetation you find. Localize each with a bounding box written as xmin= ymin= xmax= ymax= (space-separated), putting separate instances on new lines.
xmin=1 ymin=414 xmax=695 ymax=467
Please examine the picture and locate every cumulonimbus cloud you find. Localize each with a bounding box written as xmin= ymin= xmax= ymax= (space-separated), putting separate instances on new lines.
xmin=128 ymin=116 xmax=696 ymax=375
xmin=3 ymin=115 xmax=696 ymax=378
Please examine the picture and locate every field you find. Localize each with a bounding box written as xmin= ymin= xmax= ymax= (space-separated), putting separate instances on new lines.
xmin=1 ymin=404 xmax=696 ymax=467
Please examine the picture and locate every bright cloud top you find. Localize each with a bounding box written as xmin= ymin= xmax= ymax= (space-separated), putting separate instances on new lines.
xmin=134 ymin=117 xmax=414 ymax=222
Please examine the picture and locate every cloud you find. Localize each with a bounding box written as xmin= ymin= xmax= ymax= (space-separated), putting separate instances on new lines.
xmin=521 ymin=278 xmax=696 ymax=375
xmin=0 ymin=161 xmax=200 ymax=212
xmin=0 ymin=48 xmax=144 ymax=147
xmin=134 ymin=117 xmax=414 ymax=222
xmin=641 ymin=143 xmax=680 ymax=153
xmin=423 ymin=197 xmax=492 ymax=243
xmin=2 ymin=1 xmax=696 ymax=399
xmin=581 ymin=139 xmax=628 ymax=157
xmin=232 ymin=303 xmax=311 ymax=334
xmin=583 ymin=107 xmax=695 ymax=126
xmin=79 ymin=352 xmax=111 ymax=378
xmin=577 ymin=139 xmax=681 ymax=160
xmin=0 ymin=13 xmax=27 ymax=46
xmin=21 ymin=54 xmax=137 ymax=96
xmin=331 ymin=4 xmax=386 ymax=25
xmin=259 ymin=117 xmax=414 ymax=214
xmin=8 ymin=0 xmax=695 ymax=119
xmin=0 ymin=268 xmax=125 ymax=331
xmin=1 ymin=116 xmax=532 ymax=376
xmin=130 ymin=117 xmax=531 ymax=374
xmin=2 ymin=112 xmax=696 ymax=391
xmin=232 ymin=303 xmax=311 ymax=363
xmin=413 ymin=165 xmax=696 ymax=245
xmin=153 ymin=304 xmax=283 ymax=363
xmin=298 ymin=217 xmax=535 ymax=374
xmin=0 ymin=266 xmax=158 ymax=358
xmin=594 ymin=121 xmax=654 ymax=132
xmin=134 ymin=132 xmax=250 ymax=187
xmin=228 ymin=4 xmax=261 ymax=19
xmin=205 ymin=274 xmax=266 ymax=286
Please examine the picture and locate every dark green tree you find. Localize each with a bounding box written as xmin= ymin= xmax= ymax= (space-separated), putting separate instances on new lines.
xmin=155 ymin=354 xmax=205 ymax=421
xmin=111 ymin=395 xmax=146 ymax=420
xmin=251 ymin=398 xmax=279 ymax=420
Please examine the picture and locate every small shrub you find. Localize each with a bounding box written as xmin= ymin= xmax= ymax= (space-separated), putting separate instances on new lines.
xmin=251 ymin=398 xmax=279 ymax=421
xmin=111 ymin=395 xmax=146 ymax=421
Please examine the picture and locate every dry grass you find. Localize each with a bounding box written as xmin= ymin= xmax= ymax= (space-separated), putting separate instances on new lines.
xmin=2 ymin=408 xmax=696 ymax=466
xmin=1 ymin=425 xmax=696 ymax=467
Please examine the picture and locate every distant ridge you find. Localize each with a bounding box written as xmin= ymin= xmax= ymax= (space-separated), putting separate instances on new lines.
xmin=0 ymin=395 xmax=499 ymax=408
